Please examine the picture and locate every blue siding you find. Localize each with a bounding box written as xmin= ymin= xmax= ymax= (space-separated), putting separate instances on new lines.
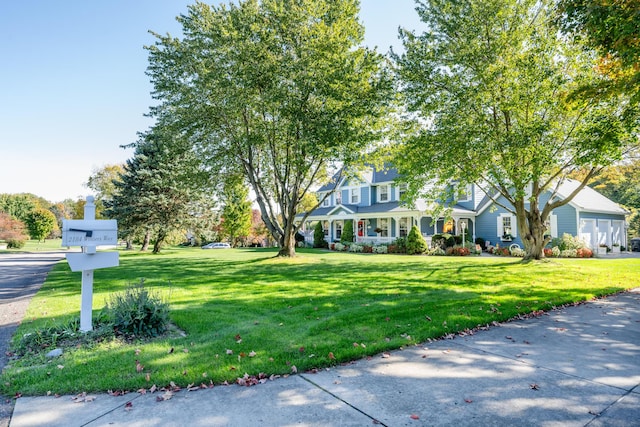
xmin=361 ymin=186 xmax=370 ymax=206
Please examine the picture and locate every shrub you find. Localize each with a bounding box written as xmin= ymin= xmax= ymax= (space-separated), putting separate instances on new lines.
xmin=432 ymin=233 xmax=456 ymax=249
xmin=550 ymin=233 xmax=588 ymax=251
xmin=446 ymin=246 xmax=470 ymax=256
xmin=340 ymin=220 xmax=354 ymax=244
xmin=543 ymin=248 xmax=553 ymax=257
xmin=552 ymin=246 xmax=561 ymax=257
xmin=560 ymin=249 xmax=578 ymax=258
xmin=348 ymin=244 xmax=364 ymax=253
xmin=387 ymin=244 xmax=398 ymax=253
xmin=406 ymin=225 xmax=428 ymax=255
xmin=334 ymin=242 xmax=346 ymax=251
xmin=392 ymin=237 xmax=407 ymax=253
xmin=428 ymin=247 xmax=446 ymax=256
xmin=510 ymin=247 xmax=525 ymax=257
xmin=372 ymin=245 xmax=388 ymax=254
xmin=6 ymin=237 xmax=26 ymax=249
xmin=363 ymin=245 xmax=373 ymax=253
xmin=474 ymin=237 xmax=486 ymax=250
xmin=104 ymin=280 xmax=170 ymax=338
xmin=313 ymin=222 xmax=328 ymax=248
xmin=576 ymin=248 xmax=593 ymax=258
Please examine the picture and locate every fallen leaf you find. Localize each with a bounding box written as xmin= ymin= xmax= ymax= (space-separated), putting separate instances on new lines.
xmin=382 ymin=353 xmax=391 ymax=358
xmin=156 ymin=391 xmax=173 ymax=401
xmin=137 ymin=388 xmax=146 ymax=395
xmin=328 ymin=352 xmax=336 ymax=360
xmin=135 ymin=360 xmax=144 ymax=373
xmin=57 ymin=365 xmax=64 ymax=370
xmin=410 ymin=414 xmax=420 ymax=420
xmin=124 ymin=401 xmax=133 ymax=411
xmin=464 ymin=398 xmax=473 ymax=403
xmin=183 ymin=348 xmax=189 ymax=353
xmin=145 ymin=373 xmax=151 ymax=382
xmin=249 ymin=351 xmax=257 ymax=357
xmin=425 ymin=315 xmax=432 ymax=321
xmin=135 ymin=349 xmax=141 ymax=355
xmin=226 ymin=349 xmax=233 ymax=355
xmin=530 ymin=383 xmax=540 ymax=390
xmin=168 ymin=347 xmax=174 ymax=354
xmin=291 ymin=365 xmax=298 ymax=373
xmin=149 ymin=384 xmax=157 ymax=393
xmin=353 ymin=342 xmax=360 ymax=347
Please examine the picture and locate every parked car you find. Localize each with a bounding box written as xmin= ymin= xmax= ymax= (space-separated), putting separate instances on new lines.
xmin=201 ymin=242 xmax=231 ymax=249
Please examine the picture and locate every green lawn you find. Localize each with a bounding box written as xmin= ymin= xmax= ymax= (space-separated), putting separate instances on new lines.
xmin=0 ymin=239 xmax=67 ymax=253
xmin=2 ymin=247 xmax=638 ymax=396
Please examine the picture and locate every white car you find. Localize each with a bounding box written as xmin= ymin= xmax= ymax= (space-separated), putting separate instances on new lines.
xmin=201 ymin=242 xmax=231 ymax=249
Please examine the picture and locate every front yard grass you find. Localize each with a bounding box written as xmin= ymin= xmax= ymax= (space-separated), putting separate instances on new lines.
xmin=1 ymin=247 xmax=638 ymax=396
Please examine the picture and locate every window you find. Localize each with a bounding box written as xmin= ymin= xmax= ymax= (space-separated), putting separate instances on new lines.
xmin=335 ymin=221 xmax=343 ymax=239
xmin=457 ymin=184 xmax=472 ymax=202
xmin=336 ymin=191 xmax=342 ymax=205
xmin=322 ymin=196 xmax=330 ymax=207
xmin=323 ymin=221 xmax=329 ymax=236
xmin=399 ymin=217 xmax=409 ymax=237
xmin=498 ymin=213 xmax=517 ymax=239
xmin=443 ymin=219 xmax=454 ymax=233
xmin=379 ymin=185 xmax=389 ymax=202
xmin=350 ymin=188 xmax=359 ymax=204
xmin=378 ymin=218 xmax=389 ymax=237
xmin=398 ymin=183 xmax=407 ymax=200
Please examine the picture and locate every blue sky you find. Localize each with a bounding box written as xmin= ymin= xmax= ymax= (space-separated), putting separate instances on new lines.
xmin=0 ymin=1 xmax=423 ymax=202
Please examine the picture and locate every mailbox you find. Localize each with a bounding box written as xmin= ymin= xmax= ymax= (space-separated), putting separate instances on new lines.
xmin=62 ymin=220 xmax=118 ymax=247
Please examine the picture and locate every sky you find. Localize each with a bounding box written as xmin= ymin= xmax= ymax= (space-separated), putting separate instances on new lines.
xmin=0 ymin=0 xmax=424 ymax=203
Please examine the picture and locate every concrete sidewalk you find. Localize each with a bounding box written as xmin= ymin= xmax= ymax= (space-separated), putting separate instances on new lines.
xmin=10 ymin=289 xmax=640 ymax=427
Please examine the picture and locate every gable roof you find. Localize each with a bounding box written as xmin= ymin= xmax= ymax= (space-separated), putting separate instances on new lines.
xmin=555 ymin=179 xmax=629 ymax=215
xmin=316 ymin=165 xmax=400 ymax=193
xmin=475 ymin=179 xmax=628 ymax=216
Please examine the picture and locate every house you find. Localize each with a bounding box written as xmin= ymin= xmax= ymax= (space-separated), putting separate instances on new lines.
xmin=298 ymin=167 xmax=629 ymax=250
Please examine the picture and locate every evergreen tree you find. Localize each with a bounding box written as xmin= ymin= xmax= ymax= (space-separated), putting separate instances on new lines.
xmin=105 ymin=123 xmax=213 ymax=253
xmin=406 ymin=225 xmax=427 ymax=255
xmin=313 ymin=221 xmax=327 ymax=248
xmin=340 ymin=220 xmax=354 ymax=244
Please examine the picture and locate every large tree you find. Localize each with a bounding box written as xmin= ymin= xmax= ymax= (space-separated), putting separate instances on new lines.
xmin=105 ymin=124 xmax=213 ymax=253
xmin=555 ymin=0 xmax=640 ymax=104
xmin=146 ymin=0 xmax=393 ymax=256
xmin=394 ymin=0 xmax=638 ymax=260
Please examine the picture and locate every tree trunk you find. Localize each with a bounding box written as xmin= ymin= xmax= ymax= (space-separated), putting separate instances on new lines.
xmin=277 ymin=231 xmax=297 ymax=257
xmin=153 ymin=229 xmax=166 ymax=254
xmin=140 ymin=230 xmax=150 ymax=251
xmin=125 ymin=239 xmax=133 ymax=250
xmin=517 ymin=207 xmax=549 ymax=261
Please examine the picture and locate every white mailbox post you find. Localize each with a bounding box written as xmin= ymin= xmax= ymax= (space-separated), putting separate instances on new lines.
xmin=62 ymin=196 xmax=119 ymax=332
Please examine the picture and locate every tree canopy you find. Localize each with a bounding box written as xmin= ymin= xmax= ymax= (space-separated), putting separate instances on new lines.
xmin=146 ymin=0 xmax=393 ymax=256
xmin=555 ymin=0 xmax=640 ymax=104
xmin=105 ymin=123 xmax=213 ymax=253
xmin=394 ymin=0 xmax=639 ymax=260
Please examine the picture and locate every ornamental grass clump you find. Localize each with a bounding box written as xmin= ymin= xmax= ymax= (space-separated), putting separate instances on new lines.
xmin=105 ymin=279 xmax=170 ymax=338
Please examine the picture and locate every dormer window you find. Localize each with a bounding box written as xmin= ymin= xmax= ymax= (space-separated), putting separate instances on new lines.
xmin=379 ymin=185 xmax=389 ymax=202
xmin=336 ymin=192 xmax=342 ymax=205
xmin=350 ymin=188 xmax=359 ymax=204
xmin=457 ymin=184 xmax=472 ymax=202
xmin=322 ymin=196 xmax=330 ymax=207
xmin=398 ymin=183 xmax=407 ymax=200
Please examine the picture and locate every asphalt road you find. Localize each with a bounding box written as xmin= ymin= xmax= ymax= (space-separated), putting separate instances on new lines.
xmin=0 ymin=252 xmax=65 ymax=427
